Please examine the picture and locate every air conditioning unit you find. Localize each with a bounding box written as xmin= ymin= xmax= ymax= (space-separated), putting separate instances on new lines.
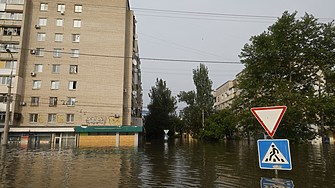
xmin=30 ymin=72 xmax=36 ymax=77
xmin=35 ymin=25 xmax=40 ymax=29
xmin=61 ymin=11 xmax=65 ymax=15
xmin=30 ymin=49 xmax=36 ymax=54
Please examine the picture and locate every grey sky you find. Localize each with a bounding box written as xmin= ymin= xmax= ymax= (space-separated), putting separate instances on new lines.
xmin=131 ymin=0 xmax=335 ymax=112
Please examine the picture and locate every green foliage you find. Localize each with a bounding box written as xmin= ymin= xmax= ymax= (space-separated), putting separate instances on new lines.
xmin=145 ymin=78 xmax=177 ymax=139
xmin=235 ymin=11 xmax=335 ymax=142
xmin=179 ymin=64 xmax=214 ymax=135
xmin=200 ymin=108 xmax=237 ymax=141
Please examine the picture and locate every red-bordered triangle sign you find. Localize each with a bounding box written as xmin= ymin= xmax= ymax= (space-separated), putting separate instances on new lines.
xmin=251 ymin=106 xmax=287 ymax=137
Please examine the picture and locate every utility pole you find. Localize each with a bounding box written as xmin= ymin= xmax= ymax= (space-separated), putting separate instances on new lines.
xmin=2 ymin=46 xmax=13 ymax=147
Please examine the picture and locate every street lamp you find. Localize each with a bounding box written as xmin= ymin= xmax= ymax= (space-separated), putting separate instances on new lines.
xmin=2 ymin=45 xmax=14 ymax=147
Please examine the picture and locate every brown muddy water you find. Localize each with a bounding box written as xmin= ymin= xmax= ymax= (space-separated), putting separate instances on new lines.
xmin=0 ymin=138 xmax=334 ymax=187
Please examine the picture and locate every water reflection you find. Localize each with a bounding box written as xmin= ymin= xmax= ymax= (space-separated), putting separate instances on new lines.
xmin=0 ymin=139 xmax=334 ymax=187
xmin=260 ymin=177 xmax=294 ymax=187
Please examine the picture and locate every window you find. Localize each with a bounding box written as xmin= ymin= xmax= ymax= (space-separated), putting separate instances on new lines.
xmin=54 ymin=33 xmax=63 ymax=42
xmin=34 ymin=64 xmax=43 ymax=73
xmin=53 ymin=49 xmax=61 ymax=57
xmin=40 ymin=3 xmax=48 ymax=11
xmin=38 ymin=18 xmax=47 ymax=26
xmin=48 ymin=114 xmax=57 ymax=123
xmin=32 ymin=80 xmax=41 ymax=89
xmin=71 ymin=49 xmax=79 ymax=57
xmin=69 ymin=65 xmax=78 ymax=74
xmin=74 ymin=5 xmax=82 ymax=13
xmin=0 ymin=77 xmax=14 ymax=86
xmin=72 ymin=34 xmax=80 ymax=42
xmin=30 ymin=114 xmax=38 ymax=123
xmin=73 ymin=19 xmax=81 ymax=28
xmin=0 ymin=12 xmax=22 ymax=20
xmin=57 ymin=4 xmax=65 ymax=12
xmin=37 ymin=33 xmax=46 ymax=41
xmin=67 ymin=97 xmax=76 ymax=106
xmin=1 ymin=44 xmax=19 ymax=52
xmin=67 ymin=114 xmax=75 ymax=123
xmin=0 ymin=112 xmax=4 ymax=124
xmin=3 ymin=27 xmax=20 ymax=35
xmin=52 ymin=64 xmax=60 ymax=73
xmin=0 ymin=95 xmax=7 ymax=103
xmin=50 ymin=81 xmax=59 ymax=89
xmin=30 ymin=97 xmax=39 ymax=106
xmin=56 ymin=18 xmax=63 ymax=27
xmin=69 ymin=81 xmax=77 ymax=90
xmin=36 ymin=48 xmax=44 ymax=56
xmin=6 ymin=0 xmax=24 ymax=5
xmin=5 ymin=60 xmax=17 ymax=69
xmin=49 ymin=97 xmax=57 ymax=106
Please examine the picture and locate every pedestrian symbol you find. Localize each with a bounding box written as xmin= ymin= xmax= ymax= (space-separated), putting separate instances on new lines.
xmin=262 ymin=143 xmax=289 ymax=164
xmin=258 ymin=139 xmax=292 ymax=170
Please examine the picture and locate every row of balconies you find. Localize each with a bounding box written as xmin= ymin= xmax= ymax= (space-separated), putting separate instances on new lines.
xmin=0 ymin=35 xmax=20 ymax=42
xmin=0 ymin=52 xmax=18 ymax=59
xmin=0 ymin=20 xmax=22 ymax=27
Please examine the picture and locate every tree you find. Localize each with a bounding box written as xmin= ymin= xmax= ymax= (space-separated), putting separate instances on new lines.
xmin=235 ymin=11 xmax=335 ymax=143
xmin=200 ymin=108 xmax=237 ymax=141
xmin=145 ymin=78 xmax=177 ymax=140
xmin=179 ymin=63 xmax=214 ymax=136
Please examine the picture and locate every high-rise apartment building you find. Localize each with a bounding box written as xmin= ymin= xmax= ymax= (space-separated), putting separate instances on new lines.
xmin=0 ymin=0 xmax=143 ymax=147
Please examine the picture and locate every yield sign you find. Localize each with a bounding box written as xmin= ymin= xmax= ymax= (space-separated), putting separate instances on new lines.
xmin=251 ymin=106 xmax=287 ymax=137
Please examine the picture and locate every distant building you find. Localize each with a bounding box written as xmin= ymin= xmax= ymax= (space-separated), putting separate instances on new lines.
xmin=214 ymin=79 xmax=238 ymax=110
xmin=0 ymin=0 xmax=143 ymax=148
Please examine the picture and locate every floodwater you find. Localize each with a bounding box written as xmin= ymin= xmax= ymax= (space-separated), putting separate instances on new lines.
xmin=0 ymin=139 xmax=334 ymax=187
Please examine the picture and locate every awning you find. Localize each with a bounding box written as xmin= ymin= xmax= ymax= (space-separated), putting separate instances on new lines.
xmin=75 ymin=126 xmax=143 ymax=133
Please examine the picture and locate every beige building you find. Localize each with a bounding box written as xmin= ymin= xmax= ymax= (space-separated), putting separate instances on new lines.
xmin=214 ymin=80 xmax=237 ymax=110
xmin=0 ymin=0 xmax=143 ymax=147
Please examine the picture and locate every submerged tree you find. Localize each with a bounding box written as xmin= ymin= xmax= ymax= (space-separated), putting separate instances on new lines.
xmin=200 ymin=108 xmax=237 ymax=141
xmin=235 ymin=11 xmax=335 ymax=143
xmin=145 ymin=78 xmax=177 ymax=139
xmin=179 ymin=63 xmax=214 ymax=136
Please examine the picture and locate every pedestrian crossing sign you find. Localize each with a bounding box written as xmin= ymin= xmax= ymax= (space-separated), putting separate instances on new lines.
xmin=258 ymin=139 xmax=292 ymax=170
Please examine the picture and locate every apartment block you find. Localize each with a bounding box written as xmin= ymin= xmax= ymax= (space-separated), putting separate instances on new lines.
xmin=0 ymin=0 xmax=143 ymax=148
xmin=214 ymin=80 xmax=238 ymax=110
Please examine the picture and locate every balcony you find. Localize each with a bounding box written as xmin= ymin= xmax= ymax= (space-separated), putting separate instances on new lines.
xmin=0 ymin=20 xmax=22 ymax=27
xmin=0 ymin=35 xmax=20 ymax=42
xmin=0 ymin=52 xmax=18 ymax=59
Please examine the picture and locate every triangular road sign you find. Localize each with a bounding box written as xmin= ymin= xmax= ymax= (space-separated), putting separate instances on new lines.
xmin=251 ymin=106 xmax=287 ymax=137
xmin=262 ymin=142 xmax=289 ymax=164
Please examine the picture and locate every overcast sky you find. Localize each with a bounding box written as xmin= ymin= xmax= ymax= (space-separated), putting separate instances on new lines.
xmin=130 ymin=0 xmax=335 ymax=112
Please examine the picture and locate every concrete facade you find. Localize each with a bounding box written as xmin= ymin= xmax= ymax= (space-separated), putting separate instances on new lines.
xmin=214 ymin=80 xmax=237 ymax=110
xmin=0 ymin=0 xmax=143 ymax=147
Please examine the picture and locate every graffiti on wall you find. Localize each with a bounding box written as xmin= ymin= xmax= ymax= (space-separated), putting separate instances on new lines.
xmin=38 ymin=115 xmax=44 ymax=123
xmin=85 ymin=116 xmax=122 ymax=126
xmin=57 ymin=115 xmax=64 ymax=123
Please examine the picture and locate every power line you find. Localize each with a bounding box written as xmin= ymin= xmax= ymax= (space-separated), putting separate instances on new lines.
xmin=138 ymin=32 xmax=235 ymax=60
xmin=140 ymin=57 xmax=241 ymax=64
xmin=20 ymin=48 xmax=242 ymax=64
xmin=134 ymin=7 xmax=277 ymax=19
xmin=40 ymin=1 xmax=335 ymax=22
xmin=135 ymin=14 xmax=275 ymax=24
xmin=133 ymin=7 xmax=335 ymax=21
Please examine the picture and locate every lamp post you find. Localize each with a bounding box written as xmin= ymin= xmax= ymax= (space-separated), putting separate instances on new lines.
xmin=2 ymin=46 xmax=13 ymax=147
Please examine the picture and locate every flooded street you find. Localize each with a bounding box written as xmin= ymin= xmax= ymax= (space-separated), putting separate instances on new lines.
xmin=0 ymin=139 xmax=334 ymax=187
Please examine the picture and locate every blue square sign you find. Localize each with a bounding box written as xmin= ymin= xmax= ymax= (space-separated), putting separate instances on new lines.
xmin=257 ymin=139 xmax=292 ymax=170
